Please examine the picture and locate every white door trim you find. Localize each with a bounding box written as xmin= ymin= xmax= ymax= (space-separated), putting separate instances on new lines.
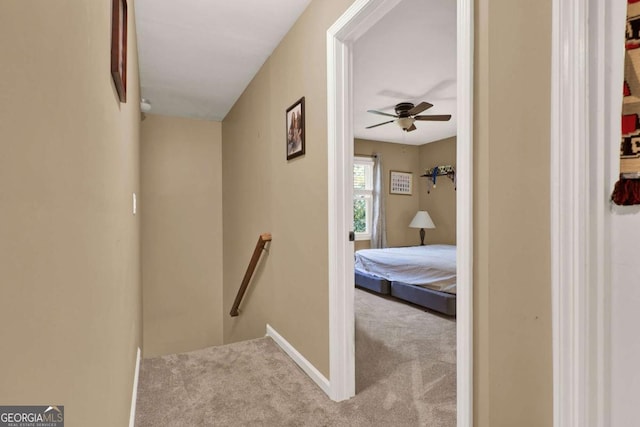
xmin=551 ymin=0 xmax=610 ymax=425
xmin=455 ymin=1 xmax=474 ymax=424
xmin=327 ymin=2 xmax=475 ymax=426
xmin=129 ymin=347 xmax=141 ymax=427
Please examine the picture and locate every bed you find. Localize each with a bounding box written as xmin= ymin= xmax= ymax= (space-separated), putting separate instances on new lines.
xmin=354 ymin=244 xmax=457 ymax=315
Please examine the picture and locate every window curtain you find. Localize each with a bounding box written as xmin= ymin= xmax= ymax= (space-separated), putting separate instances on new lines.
xmin=371 ymin=153 xmax=387 ymax=248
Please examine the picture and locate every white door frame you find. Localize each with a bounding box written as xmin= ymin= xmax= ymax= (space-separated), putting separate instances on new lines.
xmin=551 ymin=0 xmax=610 ymax=426
xmin=326 ymin=2 xmax=475 ymax=427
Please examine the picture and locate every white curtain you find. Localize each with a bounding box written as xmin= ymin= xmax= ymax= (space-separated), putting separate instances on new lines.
xmin=371 ymin=153 xmax=387 ymax=248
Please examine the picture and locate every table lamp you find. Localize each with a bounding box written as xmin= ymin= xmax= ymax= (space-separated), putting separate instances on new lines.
xmin=409 ymin=211 xmax=435 ymax=245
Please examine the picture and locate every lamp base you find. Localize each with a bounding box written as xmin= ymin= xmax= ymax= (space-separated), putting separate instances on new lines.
xmin=419 ymin=228 xmax=425 ymax=245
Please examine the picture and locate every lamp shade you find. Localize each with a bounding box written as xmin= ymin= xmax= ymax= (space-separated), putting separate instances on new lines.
xmin=397 ymin=117 xmax=415 ymax=130
xmin=409 ymin=211 xmax=435 ymax=229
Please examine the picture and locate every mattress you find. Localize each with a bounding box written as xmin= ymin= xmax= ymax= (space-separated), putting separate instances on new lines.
xmin=354 ymin=244 xmax=456 ymax=294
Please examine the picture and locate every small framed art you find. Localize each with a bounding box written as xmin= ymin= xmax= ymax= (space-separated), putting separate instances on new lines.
xmin=390 ymin=170 xmax=413 ymax=195
xmin=111 ymin=0 xmax=128 ymax=103
xmin=286 ymin=97 xmax=305 ymax=160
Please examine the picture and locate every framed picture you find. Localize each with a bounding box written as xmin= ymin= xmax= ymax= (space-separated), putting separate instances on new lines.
xmin=286 ymin=97 xmax=305 ymax=160
xmin=390 ymin=171 xmax=413 ymax=195
xmin=111 ymin=0 xmax=128 ymax=103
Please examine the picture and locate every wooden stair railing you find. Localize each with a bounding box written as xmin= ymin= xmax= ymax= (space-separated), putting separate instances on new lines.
xmin=229 ymin=233 xmax=272 ymax=317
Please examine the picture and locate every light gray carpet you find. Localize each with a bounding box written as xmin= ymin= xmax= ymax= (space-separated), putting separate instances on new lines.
xmin=135 ymin=289 xmax=456 ymax=426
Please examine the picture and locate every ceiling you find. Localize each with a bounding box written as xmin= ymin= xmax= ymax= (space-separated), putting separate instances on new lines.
xmin=135 ymin=0 xmax=312 ymax=121
xmin=353 ymin=0 xmax=457 ymax=145
xmin=135 ymin=0 xmax=456 ymax=145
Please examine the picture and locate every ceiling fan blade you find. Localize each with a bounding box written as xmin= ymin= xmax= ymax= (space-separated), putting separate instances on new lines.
xmin=408 ymin=102 xmax=433 ymax=116
xmin=406 ymin=124 xmax=417 ymax=132
xmin=414 ymin=114 xmax=452 ymax=121
xmin=365 ymin=120 xmax=395 ymax=129
xmin=367 ymin=109 xmax=398 ymax=118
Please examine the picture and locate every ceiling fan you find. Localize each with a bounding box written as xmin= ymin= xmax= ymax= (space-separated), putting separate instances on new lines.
xmin=366 ymin=102 xmax=451 ymax=132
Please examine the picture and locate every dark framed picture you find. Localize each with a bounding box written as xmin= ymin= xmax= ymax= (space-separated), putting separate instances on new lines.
xmin=111 ymin=0 xmax=128 ymax=103
xmin=286 ymin=97 xmax=305 ymax=160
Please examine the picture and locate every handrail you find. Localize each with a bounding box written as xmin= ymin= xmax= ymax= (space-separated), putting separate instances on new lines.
xmin=229 ymin=233 xmax=272 ymax=317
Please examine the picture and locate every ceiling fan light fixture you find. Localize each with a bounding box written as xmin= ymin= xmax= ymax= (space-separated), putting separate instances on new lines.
xmin=397 ymin=117 xmax=415 ymax=130
xmin=366 ymin=101 xmax=451 ymax=132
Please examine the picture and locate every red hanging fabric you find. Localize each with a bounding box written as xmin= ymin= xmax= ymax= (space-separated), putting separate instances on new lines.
xmin=612 ymin=0 xmax=640 ymax=205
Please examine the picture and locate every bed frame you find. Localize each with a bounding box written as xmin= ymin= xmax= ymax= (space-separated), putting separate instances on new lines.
xmin=390 ymin=281 xmax=456 ymax=316
xmin=355 ymin=270 xmax=456 ymax=316
xmin=354 ymin=270 xmax=390 ymax=294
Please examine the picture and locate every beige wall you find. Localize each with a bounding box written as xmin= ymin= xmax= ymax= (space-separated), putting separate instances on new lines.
xmin=141 ymin=114 xmax=223 ymax=357
xmin=223 ymin=2 xmax=553 ymax=423
xmin=354 ymin=136 xmax=457 ymax=250
xmin=474 ymin=0 xmax=553 ymax=425
xmin=418 ymin=136 xmax=457 ymax=245
xmin=354 ymin=139 xmax=421 ymax=249
xmin=222 ymin=0 xmax=355 ymax=377
xmin=222 ymin=65 xmax=276 ymax=347
xmin=0 ymin=0 xmax=553 ymax=424
xmin=0 ymin=2 xmax=142 ymax=426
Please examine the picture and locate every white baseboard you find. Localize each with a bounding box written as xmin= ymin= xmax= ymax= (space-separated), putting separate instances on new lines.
xmin=266 ymin=324 xmax=331 ymax=397
xmin=129 ymin=347 xmax=141 ymax=427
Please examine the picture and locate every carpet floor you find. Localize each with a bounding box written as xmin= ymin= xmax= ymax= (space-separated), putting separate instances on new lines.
xmin=135 ymin=288 xmax=456 ymax=426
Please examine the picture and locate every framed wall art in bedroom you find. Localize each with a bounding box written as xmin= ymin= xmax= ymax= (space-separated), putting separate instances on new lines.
xmin=390 ymin=170 xmax=413 ymax=195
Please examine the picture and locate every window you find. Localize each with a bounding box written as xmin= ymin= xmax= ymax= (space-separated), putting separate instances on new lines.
xmin=353 ymin=157 xmax=374 ymax=241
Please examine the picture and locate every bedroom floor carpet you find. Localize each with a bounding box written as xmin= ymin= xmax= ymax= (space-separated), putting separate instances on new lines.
xmin=134 ymin=289 xmax=456 ymax=426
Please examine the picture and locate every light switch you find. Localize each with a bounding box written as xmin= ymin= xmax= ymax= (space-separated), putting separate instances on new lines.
xmin=132 ymin=193 xmax=137 ymax=215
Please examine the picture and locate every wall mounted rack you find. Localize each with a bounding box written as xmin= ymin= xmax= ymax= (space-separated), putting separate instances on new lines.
xmin=421 ymin=165 xmax=456 ymax=193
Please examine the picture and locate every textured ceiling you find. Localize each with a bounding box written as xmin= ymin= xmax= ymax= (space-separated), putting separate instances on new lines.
xmin=134 ymin=0 xmax=456 ymax=145
xmin=135 ymin=0 xmax=312 ymax=120
xmin=354 ymin=0 xmax=457 ymax=145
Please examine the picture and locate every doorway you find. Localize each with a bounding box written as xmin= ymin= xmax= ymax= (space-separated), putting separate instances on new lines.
xmin=326 ymin=0 xmax=473 ymax=425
